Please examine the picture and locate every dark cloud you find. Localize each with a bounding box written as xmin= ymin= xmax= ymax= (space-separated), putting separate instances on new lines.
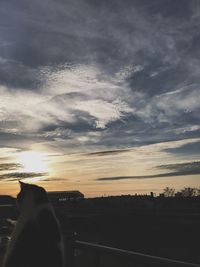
xmin=96 ymin=161 xmax=200 ymax=181
xmin=41 ymin=177 xmax=66 ymax=182
xmin=128 ymin=61 xmax=189 ymax=96
xmin=0 ymin=163 xmax=21 ymax=171
xmin=0 ymin=172 xmax=47 ymax=181
xmin=164 ymin=141 xmax=200 ymax=156
xmin=84 ymin=148 xmax=130 ymax=157
xmin=0 ymin=60 xmax=43 ymax=90
xmin=157 ymin=161 xmax=200 ymax=173
xmin=0 ymin=131 xmax=44 ymax=151
xmin=0 ymin=0 xmax=200 ymax=156
xmin=1 ymin=0 xmax=199 ymax=75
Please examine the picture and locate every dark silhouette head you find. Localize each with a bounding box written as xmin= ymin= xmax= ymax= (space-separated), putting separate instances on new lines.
xmin=17 ymin=181 xmax=48 ymax=211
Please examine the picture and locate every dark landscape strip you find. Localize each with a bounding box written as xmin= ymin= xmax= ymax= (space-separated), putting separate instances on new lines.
xmin=75 ymin=240 xmax=200 ymax=267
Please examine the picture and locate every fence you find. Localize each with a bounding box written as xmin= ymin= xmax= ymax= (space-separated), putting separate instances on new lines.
xmin=69 ymin=240 xmax=200 ymax=267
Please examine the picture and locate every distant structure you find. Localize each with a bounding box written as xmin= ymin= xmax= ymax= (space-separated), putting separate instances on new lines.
xmin=47 ymin=190 xmax=84 ymax=203
xmin=150 ymin=192 xmax=155 ymax=198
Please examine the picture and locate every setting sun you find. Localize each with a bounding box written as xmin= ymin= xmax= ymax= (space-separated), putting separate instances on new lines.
xmin=17 ymin=151 xmax=48 ymax=173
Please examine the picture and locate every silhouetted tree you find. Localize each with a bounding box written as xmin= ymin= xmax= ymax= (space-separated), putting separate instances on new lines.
xmin=179 ymin=187 xmax=197 ymax=197
xmin=198 ymin=188 xmax=200 ymax=196
xmin=163 ymin=187 xmax=175 ymax=197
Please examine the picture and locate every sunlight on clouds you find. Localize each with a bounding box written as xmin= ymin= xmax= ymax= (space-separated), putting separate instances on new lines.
xmin=0 ymin=64 xmax=134 ymax=132
xmin=42 ymin=64 xmax=101 ymax=95
xmin=42 ymin=64 xmax=133 ymax=128
xmin=76 ymin=98 xmax=132 ymax=128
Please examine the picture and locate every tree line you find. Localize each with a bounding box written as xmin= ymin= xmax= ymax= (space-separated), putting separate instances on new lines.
xmin=163 ymin=186 xmax=200 ymax=197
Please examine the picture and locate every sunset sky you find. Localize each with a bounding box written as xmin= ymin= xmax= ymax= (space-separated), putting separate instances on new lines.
xmin=0 ymin=0 xmax=200 ymax=197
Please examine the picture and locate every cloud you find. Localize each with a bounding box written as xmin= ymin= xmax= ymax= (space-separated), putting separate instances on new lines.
xmin=131 ymin=138 xmax=200 ymax=155
xmin=0 ymin=163 xmax=21 ymax=171
xmin=0 ymin=63 xmax=133 ymax=138
xmin=40 ymin=177 xmax=66 ymax=182
xmin=164 ymin=141 xmax=200 ymax=156
xmin=0 ymin=60 xmax=43 ymax=90
xmin=157 ymin=161 xmax=200 ymax=172
xmin=0 ymin=0 xmax=200 ymax=159
xmin=96 ymin=161 xmax=200 ymax=181
xmin=84 ymin=148 xmax=130 ymax=157
xmin=0 ymin=172 xmax=47 ymax=181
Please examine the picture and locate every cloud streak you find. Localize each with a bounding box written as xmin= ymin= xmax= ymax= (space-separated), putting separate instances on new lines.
xmin=0 ymin=172 xmax=47 ymax=181
xmin=84 ymin=149 xmax=130 ymax=157
xmin=0 ymin=163 xmax=21 ymax=171
xmin=96 ymin=161 xmax=200 ymax=181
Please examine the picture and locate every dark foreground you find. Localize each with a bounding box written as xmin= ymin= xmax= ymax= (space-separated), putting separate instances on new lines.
xmin=0 ymin=195 xmax=200 ymax=266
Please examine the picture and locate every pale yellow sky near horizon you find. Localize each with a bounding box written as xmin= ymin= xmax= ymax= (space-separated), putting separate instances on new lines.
xmin=0 ymin=138 xmax=200 ymax=197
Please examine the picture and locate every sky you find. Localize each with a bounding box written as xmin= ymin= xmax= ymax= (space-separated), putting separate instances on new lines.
xmin=0 ymin=0 xmax=200 ymax=197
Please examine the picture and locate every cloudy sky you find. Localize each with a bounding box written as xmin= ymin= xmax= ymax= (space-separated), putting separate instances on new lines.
xmin=0 ymin=0 xmax=200 ymax=197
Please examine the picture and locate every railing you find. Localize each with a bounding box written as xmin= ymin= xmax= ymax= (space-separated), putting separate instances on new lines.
xmin=71 ymin=240 xmax=200 ymax=267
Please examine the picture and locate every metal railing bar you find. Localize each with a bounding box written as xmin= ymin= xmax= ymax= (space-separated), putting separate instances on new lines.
xmin=75 ymin=240 xmax=200 ymax=267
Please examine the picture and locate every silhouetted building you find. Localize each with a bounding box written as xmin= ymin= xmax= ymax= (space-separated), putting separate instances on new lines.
xmin=47 ymin=191 xmax=84 ymax=203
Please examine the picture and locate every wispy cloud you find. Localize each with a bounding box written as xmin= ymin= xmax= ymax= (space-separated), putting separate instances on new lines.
xmin=83 ymin=149 xmax=130 ymax=157
xmin=0 ymin=172 xmax=47 ymax=181
xmin=164 ymin=140 xmax=200 ymax=156
xmin=0 ymin=163 xmax=21 ymax=171
xmin=157 ymin=161 xmax=200 ymax=173
xmin=96 ymin=161 xmax=200 ymax=181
